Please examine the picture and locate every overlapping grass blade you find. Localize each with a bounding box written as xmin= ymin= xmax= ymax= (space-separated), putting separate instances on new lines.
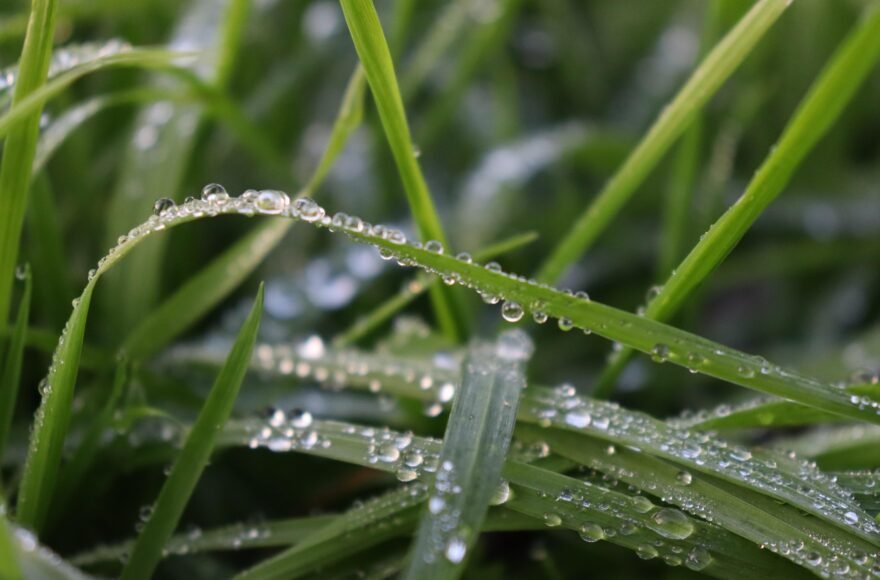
xmin=4 ymin=522 xmax=93 ymax=579
xmin=403 ymin=331 xmax=530 ymax=579
xmin=120 ymin=285 xmax=263 ymax=580
xmin=0 ymin=0 xmax=59 ymax=324
xmin=535 ymin=0 xmax=791 ymax=284
xmin=338 ymin=0 xmax=464 ymax=341
xmin=596 ymin=4 xmax=880 ymax=396
xmin=777 ymin=424 xmax=880 ymax=471
xmin=221 ymin=416 xmax=800 ymax=578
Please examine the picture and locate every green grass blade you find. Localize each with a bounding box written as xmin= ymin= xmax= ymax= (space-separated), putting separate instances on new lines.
xmin=0 ymin=0 xmax=59 ymax=325
xmin=403 ymin=331 xmax=531 ymax=579
xmin=332 ymin=231 xmax=537 ymax=347
xmin=596 ymin=4 xmax=880 ymax=397
xmin=338 ymin=0 xmax=464 ymax=341
xmin=0 ymin=492 xmax=22 ymax=580
xmin=535 ymin=0 xmax=791 ymax=284
xmin=0 ymin=264 xmax=31 ymax=468
xmin=72 ymin=515 xmax=335 ymax=567
xmin=120 ymin=284 xmax=263 ymax=580
xmin=15 ymin=284 xmax=94 ymax=532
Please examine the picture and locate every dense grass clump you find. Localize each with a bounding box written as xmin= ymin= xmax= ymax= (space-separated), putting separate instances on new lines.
xmin=1 ymin=0 xmax=880 ymax=578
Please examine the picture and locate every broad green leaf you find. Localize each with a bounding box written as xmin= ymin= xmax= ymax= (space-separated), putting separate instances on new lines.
xmin=0 ymin=0 xmax=60 ymax=325
xmin=536 ymin=0 xmax=791 ymax=284
xmin=403 ymin=331 xmax=531 ymax=579
xmin=596 ymin=4 xmax=880 ymax=396
xmin=120 ymin=285 xmax=263 ymax=580
xmin=0 ymin=264 xmax=31 ymax=467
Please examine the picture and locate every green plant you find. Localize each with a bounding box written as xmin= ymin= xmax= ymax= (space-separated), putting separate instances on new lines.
xmin=1 ymin=0 xmax=879 ymax=578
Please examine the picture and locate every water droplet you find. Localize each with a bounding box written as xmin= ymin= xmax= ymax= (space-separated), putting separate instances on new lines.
xmin=289 ymin=408 xmax=313 ymax=428
xmin=564 ymin=409 xmax=591 ymax=429
xmin=293 ymin=197 xmax=324 ymax=222
xmin=444 ymin=536 xmax=467 ymax=564
xmin=501 ymin=301 xmax=524 ymax=322
xmin=630 ymin=495 xmax=654 ymax=513
xmin=578 ymin=522 xmax=605 ymax=543
xmin=651 ymin=343 xmax=670 ymax=363
xmin=543 ymin=512 xmax=562 ymax=527
xmin=636 ymin=544 xmax=658 ymax=560
xmin=201 ymin=183 xmax=228 ymax=203
xmin=648 ymin=508 xmax=694 ymax=539
xmin=685 ymin=547 xmax=713 ymax=571
xmin=425 ymin=240 xmax=444 ymax=254
xmin=676 ymin=471 xmax=693 ymax=485
xmin=490 ymin=480 xmax=512 ymax=505
xmin=255 ymin=189 xmax=290 ymax=214
xmin=153 ymin=197 xmax=175 ymax=216
xmin=532 ymin=310 xmax=548 ymax=324
xmin=557 ymin=318 xmax=574 ymax=332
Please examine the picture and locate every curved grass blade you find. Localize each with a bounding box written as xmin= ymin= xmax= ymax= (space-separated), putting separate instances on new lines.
xmin=676 ymin=396 xmax=841 ymax=430
xmin=338 ymin=0 xmax=464 ymax=341
xmin=596 ymin=4 xmax=880 ymax=397
xmin=0 ymin=264 xmax=31 ymax=468
xmin=72 ymin=514 xmax=335 ymax=567
xmin=120 ymin=285 xmax=263 ymax=580
xmin=104 ymin=0 xmax=251 ymax=335
xmin=123 ymin=57 xmax=367 ymax=361
xmin=0 ymin=0 xmax=59 ymax=325
xmin=403 ymin=331 xmax=531 ymax=579
xmin=324 ymin=219 xmax=880 ymax=426
xmin=778 ymin=425 xmax=880 ymax=471
xmin=333 ymin=231 xmax=538 ymax=347
xmin=535 ymin=0 xmax=791 ymax=284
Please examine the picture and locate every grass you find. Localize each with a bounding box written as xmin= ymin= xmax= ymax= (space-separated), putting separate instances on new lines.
xmin=1 ymin=0 xmax=880 ymax=578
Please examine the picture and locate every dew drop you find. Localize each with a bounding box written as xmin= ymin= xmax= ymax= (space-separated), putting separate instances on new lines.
xmin=564 ymin=409 xmax=591 ymax=429
xmin=676 ymin=471 xmax=693 ymax=485
xmin=578 ymin=522 xmax=605 ymax=543
xmin=201 ymin=183 xmax=228 ymax=203
xmin=152 ymin=197 xmax=176 ymax=216
xmin=289 ymin=408 xmax=313 ymax=429
xmin=444 ymin=537 xmax=467 ymax=564
xmin=648 ymin=508 xmax=694 ymax=540
xmin=255 ymin=189 xmax=290 ymax=214
xmin=637 ymin=544 xmax=659 ymax=560
xmin=293 ymin=197 xmax=325 ymax=222
xmin=543 ymin=512 xmax=562 ymax=527
xmin=425 ymin=240 xmax=444 ymax=254
xmin=557 ymin=318 xmax=574 ymax=332
xmin=501 ymin=301 xmax=524 ymax=322
xmin=651 ymin=343 xmax=670 ymax=363
xmin=685 ymin=547 xmax=713 ymax=571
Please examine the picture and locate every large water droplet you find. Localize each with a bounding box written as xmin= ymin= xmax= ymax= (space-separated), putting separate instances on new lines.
xmin=255 ymin=189 xmax=290 ymax=214
xmin=153 ymin=197 xmax=175 ymax=216
xmin=201 ymin=183 xmax=229 ymax=204
xmin=501 ymin=301 xmax=524 ymax=322
xmin=647 ymin=508 xmax=694 ymax=539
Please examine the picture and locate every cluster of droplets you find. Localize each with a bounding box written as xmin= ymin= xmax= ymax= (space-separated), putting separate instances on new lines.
xmin=520 ymin=385 xmax=880 ymax=543
xmin=242 ymin=407 xmax=325 ymax=454
xmin=171 ymin=333 xmax=462 ymax=417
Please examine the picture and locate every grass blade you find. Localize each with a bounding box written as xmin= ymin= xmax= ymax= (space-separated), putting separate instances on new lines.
xmin=535 ymin=0 xmax=791 ymax=284
xmin=120 ymin=284 xmax=263 ymax=580
xmin=596 ymin=4 xmax=880 ymax=396
xmin=15 ymin=284 xmax=94 ymax=531
xmin=403 ymin=331 xmax=531 ymax=578
xmin=0 ymin=0 xmax=59 ymax=324
xmin=0 ymin=492 xmax=22 ymax=580
xmin=338 ymin=0 xmax=464 ymax=341
xmin=0 ymin=264 xmax=30 ymax=468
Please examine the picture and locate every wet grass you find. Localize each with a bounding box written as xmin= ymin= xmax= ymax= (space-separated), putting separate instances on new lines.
xmin=1 ymin=0 xmax=880 ymax=578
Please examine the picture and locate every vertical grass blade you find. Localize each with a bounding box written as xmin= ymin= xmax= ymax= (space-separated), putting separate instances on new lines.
xmin=403 ymin=330 xmax=532 ymax=579
xmin=338 ymin=0 xmax=464 ymax=340
xmin=0 ymin=264 xmax=31 ymax=468
xmin=0 ymin=0 xmax=59 ymax=324
xmin=120 ymin=284 xmax=263 ymax=580
xmin=535 ymin=0 xmax=791 ymax=284
xmin=16 ymin=284 xmax=94 ymax=532
xmin=595 ymin=4 xmax=880 ymax=397
xmin=0 ymin=492 xmax=22 ymax=580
